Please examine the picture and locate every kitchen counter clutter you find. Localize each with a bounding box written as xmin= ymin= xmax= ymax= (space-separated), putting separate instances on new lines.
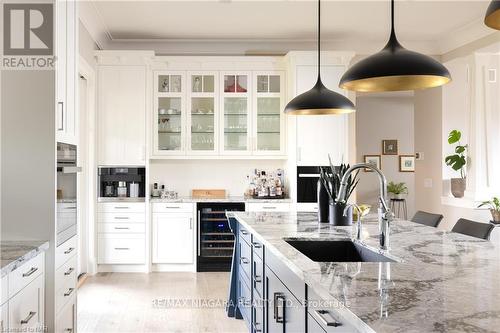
xmin=0 ymin=240 xmax=49 ymax=277
xmin=150 ymin=196 xmax=292 ymax=203
xmin=228 ymin=211 xmax=500 ymax=332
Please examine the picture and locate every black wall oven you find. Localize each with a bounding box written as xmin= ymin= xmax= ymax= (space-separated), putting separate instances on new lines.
xmin=197 ymin=202 xmax=245 ymax=272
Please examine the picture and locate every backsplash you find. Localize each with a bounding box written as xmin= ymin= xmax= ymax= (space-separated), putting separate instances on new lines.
xmin=149 ymin=159 xmax=287 ymax=197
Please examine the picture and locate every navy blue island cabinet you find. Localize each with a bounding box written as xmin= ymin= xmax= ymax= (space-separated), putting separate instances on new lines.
xmin=226 ymin=217 xmax=357 ymax=333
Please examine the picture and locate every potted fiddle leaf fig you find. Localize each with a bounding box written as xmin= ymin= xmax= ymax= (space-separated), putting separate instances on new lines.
xmin=445 ymin=130 xmax=468 ymax=198
xmin=478 ymin=197 xmax=500 ymax=224
xmin=387 ymin=181 xmax=408 ymax=200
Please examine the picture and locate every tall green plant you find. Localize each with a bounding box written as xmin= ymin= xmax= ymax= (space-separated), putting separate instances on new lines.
xmin=319 ymin=156 xmax=359 ymax=203
xmin=445 ymin=130 xmax=468 ymax=179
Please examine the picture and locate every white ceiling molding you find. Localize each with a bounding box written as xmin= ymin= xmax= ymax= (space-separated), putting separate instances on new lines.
xmin=436 ymin=16 xmax=496 ymax=54
xmin=78 ymin=1 xmax=112 ymax=50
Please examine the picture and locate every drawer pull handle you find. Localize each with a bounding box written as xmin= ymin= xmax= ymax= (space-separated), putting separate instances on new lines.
xmin=253 ymin=323 xmax=262 ymax=333
xmin=20 ymin=311 xmax=36 ymax=324
xmin=64 ymin=329 xmax=73 ymax=333
xmin=114 ymin=247 xmax=130 ymax=250
xmin=64 ymin=288 xmax=75 ymax=297
xmin=114 ymin=217 xmax=130 ymax=220
xmin=114 ymin=227 xmax=130 ymax=230
xmin=64 ymin=267 xmax=74 ymax=276
xmin=64 ymin=247 xmax=75 ymax=255
xmin=253 ymin=274 xmax=262 ymax=283
xmin=114 ymin=207 xmax=129 ymax=209
xmin=240 ymin=229 xmax=248 ymax=235
xmin=240 ymin=257 xmax=249 ymax=264
xmin=22 ymin=267 xmax=38 ymax=277
xmin=65 ymin=206 xmax=77 ymax=210
xmin=263 ymin=206 xmax=276 ymax=209
xmin=273 ymin=292 xmax=285 ymax=324
xmin=166 ymin=206 xmax=180 ymax=209
xmin=314 ymin=309 xmax=342 ymax=327
xmin=252 ymin=242 xmax=262 ymax=249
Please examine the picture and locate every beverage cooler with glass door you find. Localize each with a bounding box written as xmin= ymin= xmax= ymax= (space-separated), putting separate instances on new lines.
xmin=197 ymin=202 xmax=245 ymax=272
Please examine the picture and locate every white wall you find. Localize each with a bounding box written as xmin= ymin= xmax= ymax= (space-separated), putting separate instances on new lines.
xmin=79 ymin=20 xmax=99 ymax=67
xmin=355 ymin=95 xmax=415 ymax=217
xmin=149 ymin=160 xmax=287 ymax=197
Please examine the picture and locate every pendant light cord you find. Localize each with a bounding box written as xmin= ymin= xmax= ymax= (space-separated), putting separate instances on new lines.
xmin=317 ymin=0 xmax=321 ymax=81
xmin=390 ymin=0 xmax=397 ymax=42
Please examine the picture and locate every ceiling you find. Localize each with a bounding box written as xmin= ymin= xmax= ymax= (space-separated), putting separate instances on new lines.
xmin=82 ymin=0 xmax=497 ymax=55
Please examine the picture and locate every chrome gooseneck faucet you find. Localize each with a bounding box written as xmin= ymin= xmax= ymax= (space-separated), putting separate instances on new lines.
xmin=336 ymin=163 xmax=393 ymax=250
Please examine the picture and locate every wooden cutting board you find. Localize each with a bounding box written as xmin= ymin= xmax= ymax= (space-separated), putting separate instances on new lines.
xmin=192 ymin=189 xmax=227 ymax=199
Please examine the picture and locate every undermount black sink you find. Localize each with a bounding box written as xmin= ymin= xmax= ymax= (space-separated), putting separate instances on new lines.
xmin=285 ymin=239 xmax=395 ymax=263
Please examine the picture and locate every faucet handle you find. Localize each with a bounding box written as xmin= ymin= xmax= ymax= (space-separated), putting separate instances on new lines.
xmin=343 ymin=203 xmax=362 ymax=218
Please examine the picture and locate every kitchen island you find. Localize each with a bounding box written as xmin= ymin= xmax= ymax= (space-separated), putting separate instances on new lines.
xmin=227 ymin=212 xmax=500 ymax=333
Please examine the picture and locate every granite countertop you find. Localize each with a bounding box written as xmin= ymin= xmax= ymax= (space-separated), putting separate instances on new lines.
xmin=230 ymin=212 xmax=500 ymax=333
xmin=150 ymin=196 xmax=292 ymax=204
xmin=1 ymin=241 xmax=49 ymax=277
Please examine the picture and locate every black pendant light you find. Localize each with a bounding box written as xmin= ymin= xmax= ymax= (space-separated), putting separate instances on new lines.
xmin=284 ymin=0 xmax=355 ymax=115
xmin=339 ymin=0 xmax=451 ymax=92
xmin=485 ymin=0 xmax=500 ymax=30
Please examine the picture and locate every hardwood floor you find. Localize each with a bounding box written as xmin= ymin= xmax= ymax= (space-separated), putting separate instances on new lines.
xmin=78 ymin=272 xmax=247 ymax=333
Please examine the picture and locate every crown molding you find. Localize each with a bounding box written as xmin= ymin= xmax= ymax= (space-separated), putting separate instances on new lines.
xmin=78 ymin=1 xmax=112 ymax=50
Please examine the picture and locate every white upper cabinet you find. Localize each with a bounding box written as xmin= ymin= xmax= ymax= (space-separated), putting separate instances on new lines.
xmin=295 ymin=64 xmax=350 ymax=166
xmin=253 ymin=71 xmax=286 ymax=156
xmin=220 ymin=72 xmax=252 ymax=155
xmin=56 ymin=0 xmax=77 ymax=145
xmin=97 ymin=66 xmax=146 ymax=166
xmin=188 ymin=72 xmax=219 ymax=155
xmin=151 ymin=67 xmax=286 ymax=159
xmin=153 ymin=71 xmax=186 ymax=156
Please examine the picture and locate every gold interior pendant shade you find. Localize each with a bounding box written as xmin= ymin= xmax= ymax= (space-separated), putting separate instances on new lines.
xmin=339 ymin=0 xmax=451 ymax=92
xmin=284 ymin=0 xmax=355 ymax=115
xmin=485 ymin=0 xmax=500 ymax=30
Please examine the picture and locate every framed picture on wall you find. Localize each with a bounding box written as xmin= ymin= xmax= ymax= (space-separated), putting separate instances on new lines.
xmin=364 ymin=155 xmax=381 ymax=172
xmin=400 ymin=155 xmax=415 ymax=172
xmin=382 ymin=140 xmax=398 ymax=155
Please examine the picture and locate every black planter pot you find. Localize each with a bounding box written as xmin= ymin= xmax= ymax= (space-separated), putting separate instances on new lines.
xmin=329 ymin=202 xmax=353 ymax=226
xmin=317 ymin=179 xmax=329 ymax=223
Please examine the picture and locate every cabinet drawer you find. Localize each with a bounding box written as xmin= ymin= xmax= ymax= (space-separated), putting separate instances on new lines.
xmin=253 ymin=252 xmax=264 ymax=299
xmin=98 ymin=202 xmax=145 ymax=213
xmin=56 ymin=236 xmax=77 ymax=269
xmin=98 ymin=234 xmax=145 ymax=264
xmin=247 ymin=202 xmax=290 ymax=212
xmin=238 ymin=238 xmax=252 ymax=285
xmin=98 ymin=212 xmax=145 ymax=223
xmin=307 ymin=286 xmax=355 ymax=332
xmin=98 ymin=223 xmax=145 ymax=234
xmin=252 ymin=235 xmax=264 ymax=260
xmin=55 ymin=255 xmax=77 ymax=301
xmin=253 ymin=302 xmax=264 ymax=333
xmin=55 ymin=269 xmax=76 ymax=314
xmin=239 ymin=225 xmax=251 ymax=245
xmin=9 ymin=253 xmax=44 ymax=298
xmin=237 ymin=275 xmax=252 ymax=331
xmin=55 ymin=294 xmax=76 ymax=333
xmin=8 ymin=274 xmax=44 ymax=331
xmin=152 ymin=203 xmax=194 ymax=213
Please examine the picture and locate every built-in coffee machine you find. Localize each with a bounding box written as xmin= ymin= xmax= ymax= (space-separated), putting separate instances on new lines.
xmin=98 ymin=167 xmax=146 ymax=201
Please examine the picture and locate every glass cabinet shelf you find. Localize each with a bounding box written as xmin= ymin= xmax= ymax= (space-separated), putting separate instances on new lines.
xmin=190 ymin=93 xmax=215 ymax=151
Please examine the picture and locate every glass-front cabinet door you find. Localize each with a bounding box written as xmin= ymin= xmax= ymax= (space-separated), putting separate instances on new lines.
xmin=187 ymin=72 xmax=218 ymax=154
xmin=220 ymin=72 xmax=252 ymax=155
xmin=253 ymin=72 xmax=285 ymax=155
xmin=154 ymin=72 xmax=186 ymax=155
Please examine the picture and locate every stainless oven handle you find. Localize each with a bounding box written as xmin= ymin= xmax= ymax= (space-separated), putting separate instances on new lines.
xmin=197 ymin=211 xmax=201 ymax=256
xmin=58 ymin=166 xmax=82 ymax=174
xmin=298 ymin=174 xmax=320 ymax=178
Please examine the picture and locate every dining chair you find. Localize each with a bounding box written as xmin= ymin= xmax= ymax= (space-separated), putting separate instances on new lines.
xmin=451 ymin=218 xmax=494 ymax=240
xmin=411 ymin=211 xmax=444 ymax=228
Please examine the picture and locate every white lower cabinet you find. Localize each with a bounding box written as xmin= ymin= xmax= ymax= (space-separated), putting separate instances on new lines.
xmin=152 ymin=204 xmax=195 ymax=264
xmin=55 ymin=295 xmax=76 ymax=333
xmin=97 ymin=202 xmax=146 ymax=266
xmin=8 ymin=274 xmax=44 ymax=331
xmin=98 ymin=234 xmax=146 ymax=264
